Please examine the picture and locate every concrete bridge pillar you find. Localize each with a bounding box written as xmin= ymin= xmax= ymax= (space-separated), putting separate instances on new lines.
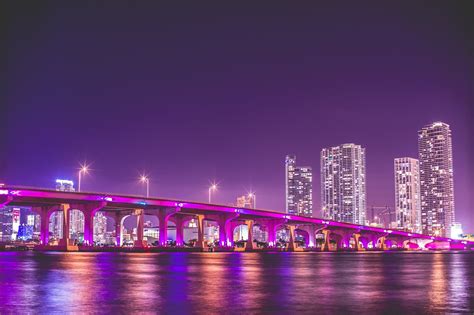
xmin=174 ymin=216 xmax=185 ymax=247
xmin=353 ymin=233 xmax=364 ymax=251
xmin=156 ymin=207 xmax=181 ymax=246
xmin=59 ymin=204 xmax=71 ymax=246
xmin=321 ymin=229 xmax=331 ymax=251
xmin=287 ymin=225 xmax=297 ymax=251
xmin=114 ymin=213 xmax=127 ymax=246
xmin=134 ymin=209 xmax=146 ymax=247
xmin=196 ymin=214 xmax=205 ymax=249
xmin=267 ymin=222 xmax=277 ymax=247
xmin=40 ymin=208 xmax=50 ymax=245
xmin=307 ymin=225 xmax=316 ymax=248
xmin=378 ymin=236 xmax=387 ymax=250
xmin=208 ymin=213 xmax=239 ymax=247
xmin=245 ymin=220 xmax=255 ymax=250
xmin=33 ymin=206 xmax=55 ymax=246
xmin=82 ymin=202 xmax=107 ymax=246
xmin=83 ymin=210 xmax=94 ymax=246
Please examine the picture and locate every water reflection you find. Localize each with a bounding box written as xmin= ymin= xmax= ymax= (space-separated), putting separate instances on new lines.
xmin=0 ymin=251 xmax=473 ymax=313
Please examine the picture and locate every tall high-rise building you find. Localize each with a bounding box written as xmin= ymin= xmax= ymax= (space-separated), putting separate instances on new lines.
xmin=236 ymin=194 xmax=256 ymax=209
xmin=418 ymin=122 xmax=455 ymax=237
xmin=285 ymin=155 xmax=313 ymax=217
xmin=394 ymin=157 xmax=421 ymax=233
xmin=321 ymin=144 xmax=366 ymax=225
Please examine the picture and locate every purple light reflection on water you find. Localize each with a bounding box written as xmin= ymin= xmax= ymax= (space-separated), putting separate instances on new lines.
xmin=0 ymin=252 xmax=473 ymax=313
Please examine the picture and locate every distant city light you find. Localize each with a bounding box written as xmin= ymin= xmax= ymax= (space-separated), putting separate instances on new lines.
xmin=451 ymin=223 xmax=463 ymax=239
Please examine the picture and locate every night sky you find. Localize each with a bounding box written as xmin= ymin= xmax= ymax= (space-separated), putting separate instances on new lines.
xmin=2 ymin=2 xmax=473 ymax=231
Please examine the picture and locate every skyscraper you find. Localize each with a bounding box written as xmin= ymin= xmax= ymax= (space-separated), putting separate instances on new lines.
xmin=394 ymin=157 xmax=421 ymax=233
xmin=418 ymin=122 xmax=455 ymax=237
xmin=285 ymin=155 xmax=313 ymax=217
xmin=321 ymin=144 xmax=366 ymax=225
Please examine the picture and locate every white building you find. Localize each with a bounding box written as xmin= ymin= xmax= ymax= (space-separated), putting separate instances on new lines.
xmin=418 ymin=122 xmax=455 ymax=237
xmin=394 ymin=157 xmax=421 ymax=233
xmin=285 ymin=155 xmax=313 ymax=217
xmin=321 ymin=144 xmax=366 ymax=225
xmin=236 ymin=194 xmax=256 ymax=209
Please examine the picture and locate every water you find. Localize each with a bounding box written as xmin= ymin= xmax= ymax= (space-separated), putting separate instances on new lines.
xmin=0 ymin=251 xmax=473 ymax=314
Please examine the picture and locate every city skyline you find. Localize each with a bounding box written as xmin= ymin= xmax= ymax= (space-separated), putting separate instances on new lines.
xmin=0 ymin=120 xmax=471 ymax=233
xmin=2 ymin=2 xmax=473 ymax=232
xmin=2 ymin=2 xmax=474 ymax=314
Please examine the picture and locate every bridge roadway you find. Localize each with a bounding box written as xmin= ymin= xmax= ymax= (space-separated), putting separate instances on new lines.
xmin=1 ymin=186 xmax=472 ymax=251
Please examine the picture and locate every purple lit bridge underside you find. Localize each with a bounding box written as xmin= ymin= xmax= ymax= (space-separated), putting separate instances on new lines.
xmin=1 ymin=187 xmax=472 ymax=252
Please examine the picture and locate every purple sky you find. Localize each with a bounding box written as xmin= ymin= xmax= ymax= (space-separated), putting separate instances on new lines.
xmin=2 ymin=2 xmax=473 ymax=231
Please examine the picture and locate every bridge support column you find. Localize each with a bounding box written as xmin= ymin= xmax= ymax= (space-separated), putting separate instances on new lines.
xmin=134 ymin=209 xmax=146 ymax=247
xmin=245 ymin=220 xmax=255 ymax=250
xmin=215 ymin=214 xmax=237 ymax=248
xmin=321 ymin=229 xmax=331 ymax=251
xmin=34 ymin=206 xmax=55 ymax=246
xmin=40 ymin=209 xmax=50 ymax=245
xmin=378 ymin=236 xmax=387 ymax=250
xmin=307 ymin=225 xmax=316 ymax=248
xmin=267 ymin=222 xmax=277 ymax=247
xmin=158 ymin=212 xmax=168 ymax=247
xmin=60 ymin=204 xmax=71 ymax=246
xmin=218 ymin=219 xmax=227 ymax=247
xmin=157 ymin=207 xmax=181 ymax=246
xmin=114 ymin=213 xmax=127 ymax=246
xmin=287 ymin=225 xmax=297 ymax=251
xmin=81 ymin=202 xmax=107 ymax=246
xmin=354 ymin=233 xmax=364 ymax=251
xmin=195 ymin=215 xmax=205 ymax=249
xmin=175 ymin=216 xmax=184 ymax=247
xmin=83 ymin=210 xmax=94 ymax=246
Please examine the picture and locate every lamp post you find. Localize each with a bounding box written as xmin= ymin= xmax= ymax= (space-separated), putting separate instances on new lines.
xmin=78 ymin=164 xmax=89 ymax=192
xmin=208 ymin=184 xmax=217 ymax=203
xmin=140 ymin=175 xmax=150 ymax=198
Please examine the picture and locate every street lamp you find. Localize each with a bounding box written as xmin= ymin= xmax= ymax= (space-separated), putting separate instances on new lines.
xmin=140 ymin=175 xmax=150 ymax=198
xmin=208 ymin=183 xmax=217 ymax=203
xmin=78 ymin=163 xmax=90 ymax=192
xmin=248 ymin=192 xmax=256 ymax=209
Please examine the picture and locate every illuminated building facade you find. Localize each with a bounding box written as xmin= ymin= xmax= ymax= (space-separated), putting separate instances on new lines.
xmin=285 ymin=155 xmax=313 ymax=217
xmin=321 ymin=144 xmax=366 ymax=225
xmin=418 ymin=122 xmax=455 ymax=237
xmin=394 ymin=157 xmax=421 ymax=233
xmin=51 ymin=179 xmax=76 ymax=240
xmin=236 ymin=194 xmax=256 ymax=209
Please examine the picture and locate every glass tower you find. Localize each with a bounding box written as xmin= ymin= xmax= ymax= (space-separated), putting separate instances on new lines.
xmin=321 ymin=144 xmax=366 ymax=225
xmin=418 ymin=122 xmax=455 ymax=237
xmin=285 ymin=155 xmax=313 ymax=217
xmin=394 ymin=157 xmax=421 ymax=233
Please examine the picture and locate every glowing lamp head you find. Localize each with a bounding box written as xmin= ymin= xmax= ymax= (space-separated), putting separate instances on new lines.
xmin=79 ymin=163 xmax=90 ymax=174
xmin=140 ymin=175 xmax=149 ymax=182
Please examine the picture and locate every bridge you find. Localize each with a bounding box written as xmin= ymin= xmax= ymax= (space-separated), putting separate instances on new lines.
xmin=1 ymin=186 xmax=472 ymax=251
